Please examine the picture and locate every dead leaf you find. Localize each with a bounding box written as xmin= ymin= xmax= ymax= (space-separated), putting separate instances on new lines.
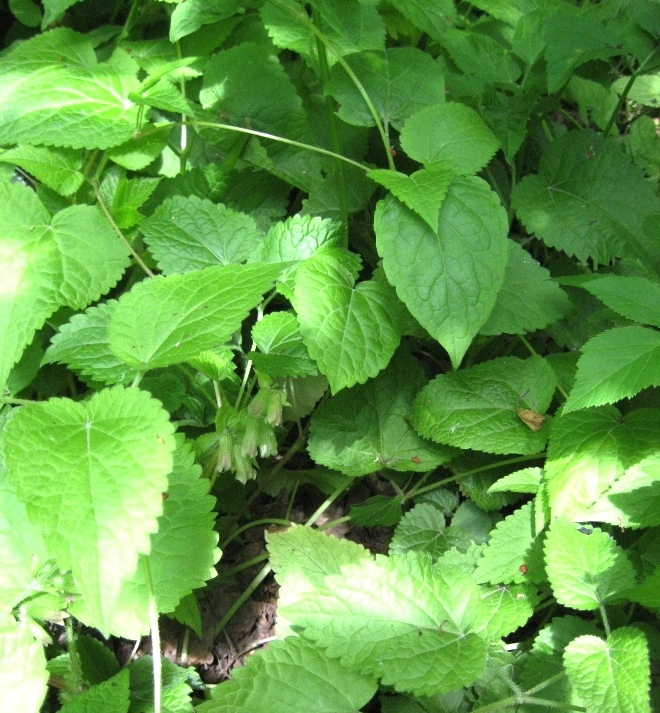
xmin=516 ymin=408 xmax=546 ymax=431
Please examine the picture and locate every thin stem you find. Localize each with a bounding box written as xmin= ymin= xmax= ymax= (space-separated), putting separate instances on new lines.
xmin=65 ymin=617 xmax=84 ymax=695
xmin=304 ymin=482 xmax=349 ymax=526
xmin=141 ymin=557 xmax=162 ymax=713
xmin=131 ymin=372 xmax=144 ymax=388
xmin=540 ymin=119 xmax=554 ymax=143
xmin=285 ymin=481 xmax=299 ymax=520
xmin=117 ymin=0 xmax=140 ymax=44
xmin=91 ymin=181 xmax=155 ymax=278
xmin=219 ymin=552 xmax=270 ymax=579
xmin=519 ymin=335 xmax=569 ymax=401
xmin=557 ymin=107 xmax=584 ymax=130
xmin=600 ymin=602 xmax=611 ymax=637
xmin=192 ymin=121 xmax=369 ymax=172
xmin=471 ymin=673 xmax=582 ymax=713
xmin=318 ymin=514 xmax=351 ymax=531
xmin=525 ymin=672 xmax=568 ymax=696
xmin=175 ymin=42 xmax=188 ymax=174
xmin=519 ymin=698 xmax=585 ymax=711
xmin=0 ymin=397 xmax=37 ymax=405
xmin=219 ymin=518 xmax=292 ymax=551
xmin=214 ymin=562 xmax=271 ymax=636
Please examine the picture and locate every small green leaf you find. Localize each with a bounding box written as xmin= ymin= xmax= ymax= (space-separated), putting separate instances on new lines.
xmin=479 ymin=241 xmax=572 ymax=336
xmin=98 ymin=167 xmax=161 ymax=230
xmin=170 ymin=0 xmax=241 ymax=42
xmin=582 ymin=276 xmax=660 ymax=328
xmin=293 ymin=256 xmax=402 ymax=392
xmin=0 ymin=145 xmax=83 ymax=196
xmin=367 ymin=167 xmax=452 ymax=231
xmin=4 ymin=387 xmax=176 ymax=633
xmin=249 ymin=311 xmax=318 ymax=378
xmin=400 ymin=103 xmax=500 ymax=175
xmin=42 ymin=0 xmax=84 ymax=29
xmin=127 ymin=656 xmax=197 ymax=713
xmin=564 ymin=628 xmax=651 ymax=713
xmin=386 ymin=0 xmax=455 ymax=41
xmin=442 ymin=28 xmax=521 ymax=84
xmin=488 ymin=467 xmax=542 ymax=494
xmin=389 ymin=503 xmax=456 ymax=559
xmin=141 ymin=196 xmax=262 ymax=274
xmin=196 ymin=637 xmax=377 ymax=713
xmin=59 ymin=669 xmax=130 ymax=713
xmin=106 ymin=124 xmax=171 ymax=171
xmin=564 ymin=327 xmax=660 ymax=412
xmin=0 ymin=613 xmax=48 ymax=713
xmin=109 ymin=263 xmax=283 ymax=371
xmin=375 ymin=179 xmax=508 ymax=368
xmin=308 ymin=351 xmax=454 ymax=475
xmin=350 ymin=496 xmax=403 ymax=527
xmin=412 ymin=356 xmax=555 ymax=455
xmin=544 ymin=518 xmax=635 ymax=610
xmin=257 ymin=214 xmax=343 ymax=263
xmin=8 ymin=0 xmax=42 ymax=27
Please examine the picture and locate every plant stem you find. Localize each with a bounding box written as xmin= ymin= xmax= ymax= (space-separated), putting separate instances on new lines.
xmin=117 ymin=0 xmax=140 ymax=44
xmin=141 ymin=556 xmax=162 ymax=713
xmin=0 ymin=397 xmax=37 ymax=405
xmin=219 ymin=552 xmax=270 ymax=579
xmin=470 ymin=673 xmax=581 ymax=712
xmin=600 ymin=602 xmax=611 ymax=637
xmin=304 ymin=481 xmax=350 ymax=526
xmin=65 ymin=617 xmax=84 ymax=695
xmin=540 ymin=118 xmax=554 ymax=143
xmin=214 ymin=562 xmax=271 ymax=636
xmin=318 ymin=514 xmax=351 ymax=530
xmin=220 ymin=518 xmax=292 ymax=551
xmin=175 ymin=41 xmax=188 ymax=174
xmin=91 ymin=181 xmax=155 ymax=278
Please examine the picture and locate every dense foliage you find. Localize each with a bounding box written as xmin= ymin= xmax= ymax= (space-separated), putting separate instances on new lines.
xmin=0 ymin=0 xmax=659 ymax=711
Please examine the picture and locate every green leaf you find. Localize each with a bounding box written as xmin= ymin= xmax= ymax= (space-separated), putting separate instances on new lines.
xmin=614 ymin=73 xmax=660 ymax=108
xmin=564 ymin=628 xmax=651 ymax=713
xmin=75 ymin=437 xmax=220 ymax=637
xmin=308 ymin=350 xmax=455 ymax=476
xmin=441 ymin=29 xmax=521 ymax=85
xmin=474 ymin=502 xmax=545 ymax=586
xmin=106 ymin=124 xmax=171 ymax=171
xmin=0 ymin=30 xmax=140 ymax=150
xmin=60 ymin=669 xmax=130 ymax=713
xmin=98 ymin=167 xmax=161 ymax=230
xmin=140 ymin=196 xmax=262 ymax=274
xmin=280 ymin=549 xmax=489 ymax=696
xmin=375 ymin=179 xmax=508 ymax=368
xmin=108 ymin=263 xmax=283 ymax=372
xmin=627 ymin=567 xmax=660 ymax=609
xmin=0 ymin=145 xmax=83 ymax=196
xmin=511 ymin=130 xmax=660 ymax=268
xmin=389 ymin=503 xmax=459 ymax=559
xmin=293 ymin=256 xmax=403 ymax=392
xmin=0 ymin=613 xmax=48 ymax=713
xmin=625 ymin=116 xmax=660 ymax=185
xmin=385 ymin=0 xmax=455 ymax=41
xmin=400 ymin=103 xmax=500 ymax=175
xmin=544 ymin=518 xmax=635 ymax=610
xmin=479 ymin=241 xmax=572 ymax=336
xmin=170 ymin=0 xmax=241 ymax=42
xmin=4 ymin=387 xmax=176 ymax=633
xmin=8 ymin=0 xmax=42 ymax=27
xmin=564 ymin=327 xmax=660 ymax=412
xmin=0 ymin=183 xmax=130 ymax=392
xmin=127 ymin=656 xmax=197 ymax=713
xmin=488 ymin=467 xmax=542 ymax=494
xmin=196 ymin=637 xmax=377 ymax=713
xmin=257 ymin=214 xmax=344 ymax=263
xmin=169 ymin=592 xmax=203 ymax=638
xmin=367 ymin=167 xmax=452 ymax=231
xmin=582 ymin=276 xmax=660 ymax=328
xmin=327 ymin=48 xmax=445 ymax=131
xmin=350 ymin=495 xmax=403 ymax=527
xmin=544 ymin=407 xmax=660 ymax=520
xmin=412 ymin=356 xmax=556 ymax=455
xmin=43 ymin=300 xmax=140 ymax=386
xmin=42 ymin=0 xmax=84 ymax=29
xmin=249 ymin=311 xmax=318 ymax=378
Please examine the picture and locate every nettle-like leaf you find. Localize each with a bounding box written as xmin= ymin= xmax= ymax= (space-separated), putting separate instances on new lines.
xmin=400 ymin=103 xmax=500 ymax=175
xmin=108 ymin=263 xmax=284 ymax=371
xmin=60 ymin=669 xmax=130 ymax=713
xmin=0 ymin=613 xmax=48 ymax=713
xmin=386 ymin=0 xmax=455 ymax=41
xmin=3 ymin=387 xmax=176 ymax=633
xmin=389 ymin=503 xmax=457 ymax=559
xmin=43 ymin=300 xmax=139 ymax=386
xmin=0 ymin=183 xmax=130 ymax=392
xmin=511 ymin=130 xmax=660 ymax=268
xmin=367 ymin=167 xmax=453 ymax=231
xmin=127 ymin=655 xmax=198 ymax=713
xmin=479 ymin=241 xmax=572 ymax=336
xmin=257 ymin=214 xmax=344 ymax=262
xmin=169 ymin=0 xmax=241 ymax=43
xmin=248 ymin=311 xmax=318 ymax=379
xmin=140 ymin=196 xmax=262 ymax=275
xmin=74 ymin=437 xmax=220 ymax=638
xmin=99 ymin=167 xmax=161 ymax=230
xmin=564 ymin=327 xmax=660 ymax=412
xmin=583 ymin=276 xmax=660 ymax=329
xmin=0 ymin=145 xmax=83 ymax=196
xmin=442 ymin=29 xmax=521 ymax=85
xmin=473 ymin=502 xmax=545 ymax=586
xmin=544 ymin=407 xmax=660 ymax=521
xmin=293 ymin=256 xmax=403 ymax=392
xmin=488 ymin=467 xmax=542 ymax=494
xmin=0 ymin=29 xmax=140 ymax=149
xmin=350 ymin=495 xmax=403 ymax=527
xmin=412 ymin=356 xmax=556 ymax=455
xmin=375 ymin=179 xmax=508 ymax=368
xmin=196 ymin=637 xmax=377 ymax=713
xmin=327 ymin=48 xmax=445 ymax=131
xmin=544 ymin=518 xmax=635 ymax=611
xmin=308 ymin=350 xmax=455 ymax=476
xmin=564 ymin=628 xmax=651 ymax=713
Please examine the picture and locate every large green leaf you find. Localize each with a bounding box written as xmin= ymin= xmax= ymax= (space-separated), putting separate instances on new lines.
xmin=60 ymin=669 xmax=130 ymax=713
xmin=564 ymin=327 xmax=660 ymax=412
xmin=564 ymin=628 xmax=651 ymax=713
xmin=412 ymin=356 xmax=556 ymax=455
xmin=327 ymin=48 xmax=445 ymax=131
xmin=0 ymin=183 xmax=130 ymax=392
xmin=479 ymin=241 xmax=572 ymax=336
xmin=583 ymin=276 xmax=660 ymax=328
xmin=0 ymin=145 xmax=83 ymax=196
xmin=73 ymin=437 xmax=220 ymax=637
xmin=375 ymin=179 xmax=508 ymax=367
xmin=385 ymin=0 xmax=455 ymax=41
xmin=140 ymin=196 xmax=262 ymax=274
xmin=511 ymin=130 xmax=660 ymax=269
xmin=256 ymin=214 xmax=343 ymax=263
xmin=308 ymin=350 xmax=455 ymax=476
xmin=108 ymin=263 xmax=283 ymax=371
xmin=0 ymin=29 xmax=140 ymax=149
xmin=293 ymin=256 xmax=403 ymax=392
xmin=197 ymin=637 xmax=377 ymax=713
xmin=544 ymin=408 xmax=660 ymax=521
xmin=442 ymin=28 xmax=521 ymax=85
xmin=400 ymin=103 xmax=500 ymax=175
xmin=0 ymin=613 xmax=48 ymax=713
xmin=544 ymin=518 xmax=635 ymax=610
xmin=3 ymin=387 xmax=176 ymax=633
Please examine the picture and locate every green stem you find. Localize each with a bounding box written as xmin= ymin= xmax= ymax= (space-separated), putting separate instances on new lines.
xmin=192 ymin=121 xmax=369 ymax=172
xmin=471 ymin=673 xmax=580 ymax=713
xmin=312 ymin=8 xmax=349 ymax=240
xmin=600 ymin=602 xmax=611 ymax=637
xmin=214 ymin=562 xmax=272 ymax=637
xmin=285 ymin=480 xmax=299 ymax=520
xmin=91 ymin=181 xmax=155 ymax=278
xmin=219 ymin=518 xmax=292 ymax=551
xmin=318 ymin=515 xmax=351 ymax=531
xmin=117 ymin=0 xmax=140 ymax=44
xmin=175 ymin=41 xmax=189 ymax=174
xmin=541 ymin=119 xmax=554 ymax=143
xmin=131 ymin=372 xmax=144 ymax=388
xmin=304 ymin=482 xmax=350 ymax=526
xmin=65 ymin=617 xmax=84 ymax=695
xmin=604 ymin=46 xmax=659 ymax=138
xmin=0 ymin=397 xmax=37 ymax=405
xmin=219 ymin=552 xmax=270 ymax=579
xmin=141 ymin=557 xmax=162 ymax=713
